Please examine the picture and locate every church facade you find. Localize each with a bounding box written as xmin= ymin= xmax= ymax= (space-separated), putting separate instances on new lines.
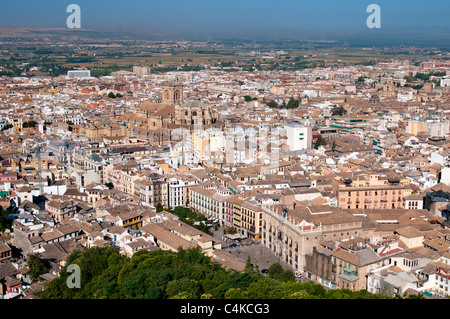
xmin=135 ymin=84 xmax=218 ymax=130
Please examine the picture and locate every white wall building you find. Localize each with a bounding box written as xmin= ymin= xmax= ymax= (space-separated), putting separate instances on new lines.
xmin=285 ymin=120 xmax=312 ymax=152
xmin=67 ymin=70 xmax=91 ymax=79
xmin=168 ymin=177 xmax=198 ymax=208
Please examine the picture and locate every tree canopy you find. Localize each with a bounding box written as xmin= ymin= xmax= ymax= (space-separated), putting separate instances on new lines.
xmin=36 ymin=246 xmax=423 ymax=300
xmin=0 ymin=206 xmax=11 ymax=232
xmin=314 ymin=135 xmax=327 ymax=149
xmin=27 ymin=253 xmax=48 ymax=282
xmin=266 ymin=98 xmax=299 ymax=109
xmin=331 ymin=105 xmax=347 ymax=116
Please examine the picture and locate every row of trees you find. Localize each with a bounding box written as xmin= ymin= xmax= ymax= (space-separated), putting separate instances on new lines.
xmin=266 ymin=97 xmax=300 ymax=109
xmin=37 ymin=246 xmax=423 ymax=299
xmin=108 ymin=92 xmax=123 ymax=98
xmin=404 ymin=71 xmax=445 ymax=83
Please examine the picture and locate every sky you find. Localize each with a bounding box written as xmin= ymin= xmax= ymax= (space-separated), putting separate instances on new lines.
xmin=1 ymin=0 xmax=449 ymax=41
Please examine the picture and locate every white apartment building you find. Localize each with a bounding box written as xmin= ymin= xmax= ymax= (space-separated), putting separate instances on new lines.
xmin=440 ymin=76 xmax=450 ymax=87
xmin=284 ymin=120 xmax=312 ymax=152
xmin=168 ymin=177 xmax=198 ymax=208
xmin=67 ymin=70 xmax=91 ymax=79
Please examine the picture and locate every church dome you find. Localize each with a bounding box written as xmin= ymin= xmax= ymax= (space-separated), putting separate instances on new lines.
xmin=181 ymin=100 xmax=208 ymax=110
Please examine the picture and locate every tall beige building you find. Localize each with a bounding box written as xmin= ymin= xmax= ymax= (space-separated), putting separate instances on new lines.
xmin=337 ymin=174 xmax=413 ymax=210
xmin=133 ymin=65 xmax=151 ymax=76
xmin=131 ymin=84 xmax=218 ymax=131
xmin=261 ymin=204 xmax=364 ymax=272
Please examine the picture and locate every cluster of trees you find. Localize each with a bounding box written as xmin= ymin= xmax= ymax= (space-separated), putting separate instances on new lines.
xmin=108 ymin=92 xmax=123 ymax=98
xmin=314 ymin=136 xmax=327 ymax=150
xmin=266 ymin=98 xmax=300 ymax=109
xmin=404 ymin=83 xmax=424 ymax=90
xmin=27 ymin=253 xmax=48 ymax=282
xmin=331 ymin=105 xmax=347 ymax=116
xmin=170 ymin=206 xmax=213 ymax=234
xmin=243 ymin=95 xmax=258 ymax=102
xmin=1 ymin=124 xmax=13 ymax=131
xmin=403 ymin=71 xmax=445 ymax=89
xmin=404 ymin=71 xmax=445 ymax=83
xmin=23 ymin=121 xmax=39 ymax=128
xmin=356 ymin=76 xmax=367 ymax=84
xmin=37 ymin=246 xmax=423 ymax=300
xmin=0 ymin=206 xmax=11 ymax=232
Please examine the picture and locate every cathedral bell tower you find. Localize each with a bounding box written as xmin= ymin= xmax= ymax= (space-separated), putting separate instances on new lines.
xmin=162 ymin=84 xmax=183 ymax=106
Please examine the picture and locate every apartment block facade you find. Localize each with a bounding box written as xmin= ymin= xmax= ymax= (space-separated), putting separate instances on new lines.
xmin=337 ymin=174 xmax=413 ymax=210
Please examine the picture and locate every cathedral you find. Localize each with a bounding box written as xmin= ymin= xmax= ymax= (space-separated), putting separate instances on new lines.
xmin=135 ymin=83 xmax=219 ymax=130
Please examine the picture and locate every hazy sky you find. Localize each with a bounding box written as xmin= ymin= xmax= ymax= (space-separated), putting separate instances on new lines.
xmin=1 ymin=0 xmax=449 ymax=39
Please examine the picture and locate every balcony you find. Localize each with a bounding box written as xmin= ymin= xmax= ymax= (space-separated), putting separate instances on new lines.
xmin=338 ymin=267 xmax=359 ymax=282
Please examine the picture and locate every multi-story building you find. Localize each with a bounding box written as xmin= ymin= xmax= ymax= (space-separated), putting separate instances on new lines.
xmin=404 ymin=193 xmax=425 ymax=209
xmin=67 ymin=69 xmax=91 ymax=78
xmin=261 ymin=204 xmax=322 ymax=271
xmin=133 ymin=65 xmax=151 ymax=77
xmin=226 ymin=197 xmax=264 ymax=239
xmin=189 ymin=186 xmax=229 ymax=223
xmin=329 ymin=117 xmax=370 ymax=133
xmin=337 ymin=173 xmax=413 ymax=210
xmin=167 ymin=176 xmax=198 ymax=208
xmin=46 ymin=139 xmax=77 ymax=167
xmin=262 ymin=203 xmax=364 ymax=272
xmin=134 ymin=175 xmax=169 ymax=208
xmin=284 ymin=120 xmax=312 ymax=151
xmin=46 ymin=198 xmax=77 ymax=223
xmin=331 ymin=242 xmax=384 ymax=292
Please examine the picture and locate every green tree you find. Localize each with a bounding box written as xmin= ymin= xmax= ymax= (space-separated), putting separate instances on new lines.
xmin=244 ymin=256 xmax=254 ymax=274
xmin=27 ymin=253 xmax=48 ymax=282
xmin=268 ymin=262 xmax=284 ymax=280
xmin=246 ymin=277 xmax=284 ymax=299
xmin=23 ymin=121 xmax=38 ymax=128
xmin=156 ymin=203 xmax=164 ymax=212
xmin=108 ymin=92 xmax=116 ymax=98
xmin=314 ymin=135 xmax=327 ymax=149
xmin=1 ymin=124 xmax=13 ymax=131
xmin=166 ymin=278 xmax=202 ymax=299
xmin=266 ymin=100 xmax=278 ymax=108
xmin=38 ymin=246 xmax=392 ymax=300
xmin=331 ymin=105 xmax=347 ymax=116
xmin=356 ymin=76 xmax=366 ymax=83
xmin=0 ymin=207 xmax=11 ymax=232
xmin=224 ymin=287 xmax=249 ymax=299
xmin=286 ymin=97 xmax=300 ymax=109
xmin=224 ymin=226 xmax=237 ymax=234
xmin=280 ymin=269 xmax=296 ymax=282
